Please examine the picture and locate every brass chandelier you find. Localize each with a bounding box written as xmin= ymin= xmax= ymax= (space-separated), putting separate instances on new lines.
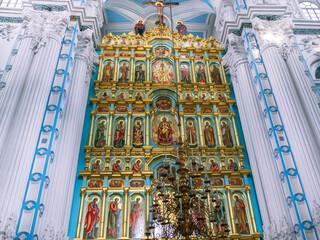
xmin=145 ymin=137 xmax=230 ymax=240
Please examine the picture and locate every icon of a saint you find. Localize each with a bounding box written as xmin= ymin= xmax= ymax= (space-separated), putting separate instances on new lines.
xmin=114 ymin=121 xmax=125 ymax=148
xmin=157 ymin=116 xmax=173 ymax=145
xmin=84 ymin=198 xmax=100 ymax=239
xmin=107 ymin=198 xmax=122 ymax=238
xmin=102 ymin=62 xmax=114 ymax=83
xmin=203 ymin=121 xmax=215 ymax=147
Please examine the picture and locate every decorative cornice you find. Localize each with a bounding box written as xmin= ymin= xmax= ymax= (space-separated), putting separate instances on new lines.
xmin=252 ymin=17 xmax=295 ymax=60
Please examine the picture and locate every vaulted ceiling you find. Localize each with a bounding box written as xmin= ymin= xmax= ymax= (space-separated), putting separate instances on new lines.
xmin=102 ymin=0 xmax=217 ymax=39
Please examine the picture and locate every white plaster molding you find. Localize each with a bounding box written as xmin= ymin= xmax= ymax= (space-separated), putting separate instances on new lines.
xmin=42 ymin=223 xmax=69 ymax=240
xmin=86 ymin=0 xmax=103 ymax=28
xmin=253 ymin=17 xmax=295 ymax=59
xmin=0 ymin=24 xmax=18 ymax=41
xmin=312 ymin=200 xmax=320 ymax=234
xmin=75 ymin=29 xmax=99 ymax=76
xmin=263 ymin=218 xmax=295 ymax=240
xmin=0 ymin=212 xmax=17 ymax=240
xmin=22 ymin=9 xmax=70 ymax=53
xmin=222 ymin=33 xmax=248 ymax=81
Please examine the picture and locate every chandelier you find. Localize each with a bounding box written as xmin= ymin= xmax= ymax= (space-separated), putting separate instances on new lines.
xmin=145 ymin=137 xmax=230 ymax=239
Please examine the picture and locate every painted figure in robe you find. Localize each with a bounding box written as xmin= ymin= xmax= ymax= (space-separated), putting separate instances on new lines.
xmin=211 ymin=66 xmax=222 ymax=85
xmin=114 ymin=121 xmax=125 ymax=148
xmin=176 ymin=21 xmax=187 ymax=38
xmin=84 ymin=198 xmax=100 ymax=239
xmin=220 ymin=121 xmax=233 ymax=148
xmin=153 ymin=62 xmax=173 ymax=84
xmin=201 ymin=93 xmax=209 ymax=103
xmin=135 ymin=20 xmax=145 ymax=36
xmin=92 ymin=160 xmax=102 ymax=173
xmin=135 ymin=92 xmax=143 ymax=101
xmin=181 ymin=65 xmax=191 ymax=84
xmin=132 ymin=160 xmax=142 ymax=173
xmin=117 ymin=92 xmax=125 ymax=101
xmin=209 ymin=159 xmax=219 ymax=172
xmin=129 ymin=198 xmax=144 ymax=238
xmin=119 ymin=63 xmax=129 ymax=83
xmin=203 ymin=121 xmax=215 ymax=147
xmin=157 ymin=116 xmax=173 ymax=145
xmin=186 ymin=93 xmax=193 ymax=102
xmin=133 ymin=121 xmax=143 ymax=148
xmin=112 ymin=160 xmax=122 ymax=173
xmin=233 ymin=195 xmax=249 ymax=233
xmin=217 ymin=93 xmax=226 ymax=102
xmin=135 ymin=63 xmax=145 ymax=83
xmin=196 ymin=65 xmax=206 ymax=83
xmin=228 ymin=159 xmax=239 ymax=171
xmin=94 ymin=120 xmax=107 ymax=148
xmin=102 ymin=62 xmax=114 ymax=83
xmin=186 ymin=121 xmax=197 ymax=147
xmin=107 ymin=198 xmax=122 ymax=238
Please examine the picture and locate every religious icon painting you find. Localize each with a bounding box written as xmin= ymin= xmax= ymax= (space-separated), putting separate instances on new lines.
xmin=152 ymin=59 xmax=174 ymax=84
xmin=87 ymin=179 xmax=104 ymax=189
xmin=115 ymin=90 xmax=129 ymax=102
xmin=180 ymin=41 xmax=190 ymax=48
xmin=89 ymin=157 xmax=105 ymax=173
xmin=212 ymin=192 xmax=229 ymax=234
xmin=187 ymin=156 xmax=202 ymax=171
xmin=133 ymin=40 xmax=143 ymax=46
xmin=113 ymin=117 xmax=126 ymax=148
xmin=151 ymin=112 xmax=179 ymax=147
xmin=133 ymin=91 xmax=146 ymax=101
xmin=155 ymin=96 xmax=173 ymax=111
xmin=118 ymin=60 xmax=130 ymax=83
xmin=214 ymin=92 xmax=227 ymax=102
xmin=202 ymin=118 xmax=216 ymax=148
xmin=226 ymin=157 xmax=240 ymax=172
xmin=194 ymin=41 xmax=204 ymax=48
xmin=132 ymin=118 xmax=144 ymax=148
xmin=82 ymin=194 xmax=102 ymax=239
xmin=184 ymin=117 xmax=198 ymax=148
xmin=98 ymin=90 xmax=112 ymax=100
xmin=231 ymin=192 xmax=251 ymax=234
xmin=109 ymin=158 xmax=125 ymax=173
xmin=211 ymin=178 xmax=224 ymax=186
xmin=104 ymin=38 xmax=115 ymax=45
xmin=128 ymin=194 xmax=145 ymax=239
xmin=134 ymin=61 xmax=146 ymax=83
xmin=206 ymin=157 xmax=221 ymax=172
xmin=180 ymin=54 xmax=189 ymax=59
xmin=156 ymin=164 xmax=177 ymax=184
xmin=130 ymin=158 xmax=145 ymax=173
xmin=194 ymin=62 xmax=207 ymax=84
xmin=101 ymin=60 xmax=114 ymax=83
xmin=93 ymin=117 xmax=108 ymax=148
xmin=199 ymin=91 xmax=210 ymax=103
xmin=219 ymin=118 xmax=235 ymax=148
xmin=183 ymin=91 xmax=194 ymax=103
xmin=106 ymin=194 xmax=123 ymax=239
xmin=109 ymin=180 xmax=125 ymax=188
xmin=180 ymin=62 xmax=192 ymax=84
xmin=130 ymin=180 xmax=145 ymax=188
xmin=154 ymin=46 xmax=170 ymax=57
xmin=209 ymin=63 xmax=223 ymax=85
xmin=118 ymin=39 xmax=129 ymax=46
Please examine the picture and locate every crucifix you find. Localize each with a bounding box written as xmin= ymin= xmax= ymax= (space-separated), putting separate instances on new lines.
xmin=142 ymin=0 xmax=179 ymax=25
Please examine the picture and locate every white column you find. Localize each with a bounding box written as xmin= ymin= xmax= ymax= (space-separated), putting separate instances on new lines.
xmin=285 ymin=47 xmax=320 ymax=144
xmin=36 ymin=29 xmax=98 ymax=239
xmin=253 ymin=17 xmax=320 ymax=237
xmin=223 ymin=34 xmax=291 ymax=238
xmin=0 ymin=9 xmax=69 ymax=238
xmin=0 ymin=9 xmax=42 ymax=159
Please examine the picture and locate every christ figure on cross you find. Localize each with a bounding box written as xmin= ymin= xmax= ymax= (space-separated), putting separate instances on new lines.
xmin=142 ymin=0 xmax=179 ymax=26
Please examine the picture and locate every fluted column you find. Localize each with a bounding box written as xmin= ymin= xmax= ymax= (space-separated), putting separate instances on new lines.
xmin=36 ymin=29 xmax=98 ymax=239
xmin=253 ymin=18 xmax=320 ymax=217
xmin=0 ymin=9 xmax=70 ymax=238
xmin=0 ymin=9 xmax=42 ymax=161
xmin=223 ymin=33 xmax=291 ymax=238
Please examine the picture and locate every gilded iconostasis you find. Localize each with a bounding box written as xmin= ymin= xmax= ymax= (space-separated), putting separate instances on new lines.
xmin=71 ymin=25 xmax=261 ymax=240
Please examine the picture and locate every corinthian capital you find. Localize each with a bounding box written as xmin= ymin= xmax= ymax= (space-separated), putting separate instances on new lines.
xmin=222 ymin=34 xmax=247 ymax=79
xmin=252 ymin=17 xmax=295 ymax=59
xmin=76 ymin=29 xmax=99 ymax=75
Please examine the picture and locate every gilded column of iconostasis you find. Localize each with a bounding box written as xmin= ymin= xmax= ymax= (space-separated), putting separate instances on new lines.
xmin=72 ymin=26 xmax=262 ymax=240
